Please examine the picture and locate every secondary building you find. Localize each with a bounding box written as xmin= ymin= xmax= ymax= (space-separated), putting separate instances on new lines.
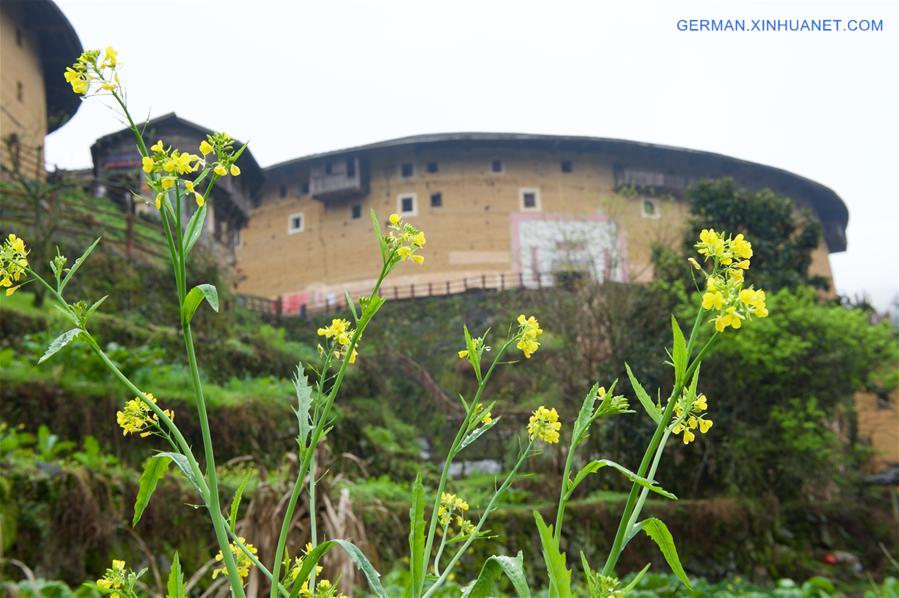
xmin=236 ymin=133 xmax=847 ymax=314
xmin=90 ymin=113 xmax=264 ymax=259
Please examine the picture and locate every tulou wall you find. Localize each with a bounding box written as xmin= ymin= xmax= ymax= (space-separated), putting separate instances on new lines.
xmin=236 ymin=142 xmax=836 ymax=312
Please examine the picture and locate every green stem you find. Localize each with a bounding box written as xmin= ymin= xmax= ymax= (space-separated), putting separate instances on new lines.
xmin=182 ymin=322 xmax=245 ymax=597
xmin=268 ymin=265 xmax=391 ymax=598
xmin=308 ymin=451 xmax=317 ymax=589
xmin=553 ymin=435 xmax=577 ymax=543
xmin=601 ymin=309 xmax=705 ymax=577
xmin=420 ymin=339 xmax=512 ymax=595
xmin=432 ymin=518 xmax=452 ymax=576
xmin=422 ymin=440 xmax=533 ymax=598
xmin=228 ymin=532 xmax=290 ymax=598
xmin=624 ymin=426 xmax=674 ymax=537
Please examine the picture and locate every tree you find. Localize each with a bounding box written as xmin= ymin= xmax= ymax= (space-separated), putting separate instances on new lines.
xmin=682 ymin=178 xmax=826 ymax=291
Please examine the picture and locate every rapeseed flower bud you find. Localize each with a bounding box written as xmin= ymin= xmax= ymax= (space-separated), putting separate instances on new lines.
xmin=528 ymin=405 xmax=561 ymax=444
xmin=212 ymin=538 xmax=257 ymax=581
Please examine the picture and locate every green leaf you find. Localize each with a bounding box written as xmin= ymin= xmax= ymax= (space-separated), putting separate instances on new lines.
xmin=181 ymin=284 xmax=219 ymax=324
xmin=157 ymin=451 xmax=203 ymax=497
xmin=566 ymin=459 xmax=676 ymax=501
xmin=533 ymin=511 xmax=571 ymax=598
xmin=229 ymin=476 xmax=249 ymax=533
xmin=370 ymin=208 xmax=386 ymax=261
xmin=620 ymin=564 xmax=652 ymax=593
xmin=182 ymin=205 xmax=207 ymax=255
xmin=632 ymin=518 xmax=692 ymax=590
xmin=462 ymin=551 xmax=532 ymax=598
xmin=671 ymin=316 xmax=687 ymax=384
xmin=38 ymin=328 xmax=82 ymax=364
xmin=293 ymin=364 xmax=313 ymax=448
xmin=459 ymin=416 xmax=499 ymax=452
xmin=409 ymin=474 xmax=425 ymax=594
xmin=166 ymin=552 xmax=186 ymax=598
xmin=133 ymin=455 xmax=171 ymax=526
xmin=572 ymin=383 xmax=600 ymax=446
xmin=288 ymin=539 xmax=386 ymax=598
xmin=84 ymin=295 xmax=109 ymax=322
xmin=345 ymin=290 xmax=359 ymax=322
xmin=625 ymin=364 xmax=661 ymax=424
xmin=60 ymin=237 xmax=100 ymax=293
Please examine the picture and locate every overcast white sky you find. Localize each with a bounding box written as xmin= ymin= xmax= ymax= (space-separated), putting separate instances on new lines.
xmin=45 ymin=0 xmax=898 ymax=311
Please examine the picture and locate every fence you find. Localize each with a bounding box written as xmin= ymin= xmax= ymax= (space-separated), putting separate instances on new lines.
xmin=236 ymin=270 xmax=587 ymax=320
xmin=0 ymin=185 xmax=168 ymax=261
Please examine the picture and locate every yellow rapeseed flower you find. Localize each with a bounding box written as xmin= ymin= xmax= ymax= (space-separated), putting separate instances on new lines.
xmin=214 ymin=164 xmax=228 ymax=177
xmin=199 ymin=140 xmax=213 ymax=155
xmin=528 ymin=405 xmax=561 ymax=444
xmin=212 ymin=538 xmax=257 ymax=581
xmin=141 ymin=156 xmax=155 ymax=173
xmin=1 ymin=233 xmax=30 ymax=296
xmin=116 ymin=393 xmax=173 ymax=438
xmin=230 ymin=164 xmax=241 ymax=176
xmin=151 ymin=140 xmax=165 ymax=153
xmin=701 ymin=291 xmax=724 ymax=311
xmin=515 ymin=314 xmax=543 ymax=358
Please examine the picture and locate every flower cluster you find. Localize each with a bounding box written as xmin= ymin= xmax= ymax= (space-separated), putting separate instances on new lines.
xmin=116 ymin=392 xmax=173 ymax=438
xmin=96 ymin=559 xmax=140 ymax=597
xmin=64 ymin=47 xmax=119 ymax=96
xmin=671 ymin=392 xmax=713 ymax=445
xmin=386 ymin=213 xmax=426 ymax=264
xmin=0 ymin=233 xmax=29 ymax=296
xmin=437 ymin=492 xmax=475 ymax=536
xmin=515 ymin=314 xmax=543 ymax=359
xmin=287 ymin=544 xmax=348 ymax=598
xmin=692 ymin=229 xmax=768 ymax=332
xmin=317 ymin=318 xmax=358 ymax=364
xmin=143 ymin=133 xmax=242 ymax=209
xmin=212 ymin=537 xmax=257 ymax=581
xmin=528 ymin=405 xmax=561 ymax=444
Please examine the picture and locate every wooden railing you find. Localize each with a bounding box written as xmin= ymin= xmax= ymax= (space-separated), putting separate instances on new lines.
xmin=237 ymin=270 xmax=576 ymax=320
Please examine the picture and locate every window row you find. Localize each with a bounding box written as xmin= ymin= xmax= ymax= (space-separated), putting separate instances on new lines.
xmin=286 ymin=188 xmax=542 ymax=234
xmin=276 ymin=160 xmax=579 ymax=198
xmin=398 ymin=159 xmax=575 ymax=178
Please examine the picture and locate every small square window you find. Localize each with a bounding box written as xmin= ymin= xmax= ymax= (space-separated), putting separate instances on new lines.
xmin=288 ymin=213 xmax=305 ymax=234
xmin=351 ymin=204 xmax=362 ymax=219
xmin=561 ymin=160 xmax=572 ymax=173
xmin=491 ymin=159 xmax=504 ymax=173
xmin=346 ymin=158 xmax=356 ymax=178
xmin=427 ymin=162 xmax=439 ymax=173
xmin=641 ymin=198 xmax=660 ymax=219
xmin=401 ymin=163 xmax=414 ymax=178
xmin=279 ymin=185 xmax=287 ymax=198
xmin=430 ymin=192 xmax=442 ymax=208
xmin=398 ymin=193 xmax=417 ymax=216
xmin=520 ymin=188 xmax=541 ymax=211
xmin=300 ymin=181 xmax=309 ymax=195
xmin=325 ymin=162 xmax=333 ymax=175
